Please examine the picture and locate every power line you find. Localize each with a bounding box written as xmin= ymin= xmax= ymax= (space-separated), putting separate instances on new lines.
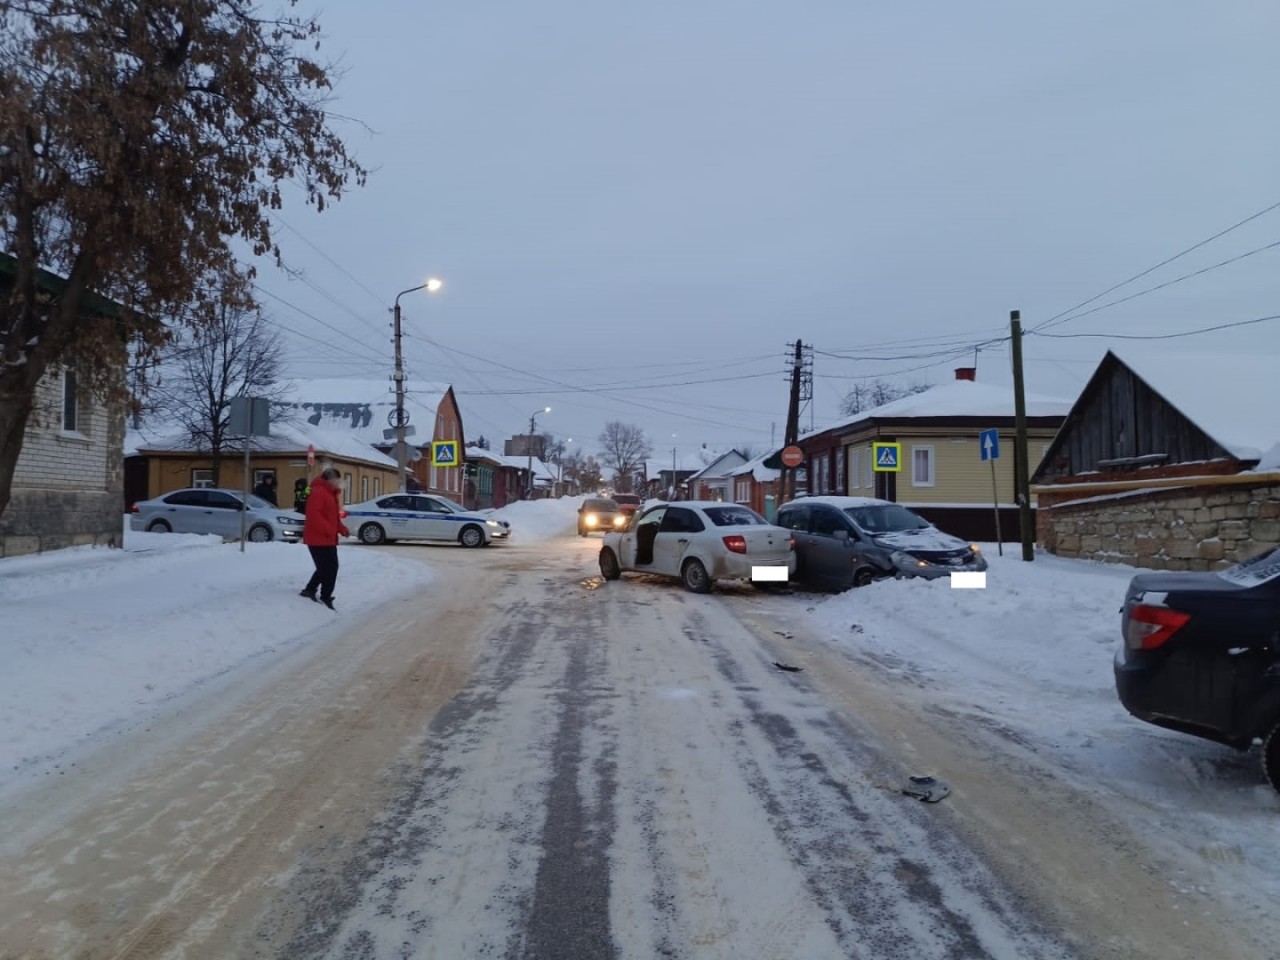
xmin=1031 ymin=312 xmax=1280 ymax=340
xmin=252 ymin=284 xmax=388 ymax=365
xmin=1030 ymin=198 xmax=1280 ymax=333
xmin=273 ymin=215 xmax=389 ymax=310
xmin=1034 ymin=238 xmax=1280 ymax=332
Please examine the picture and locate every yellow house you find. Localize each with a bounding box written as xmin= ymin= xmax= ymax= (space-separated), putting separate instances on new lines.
xmin=797 ymin=368 xmax=1071 ymax=541
xmin=124 ymin=421 xmax=400 ymax=509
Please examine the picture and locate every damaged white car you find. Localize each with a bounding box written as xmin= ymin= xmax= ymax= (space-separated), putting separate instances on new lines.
xmin=598 ymin=501 xmax=795 ymax=593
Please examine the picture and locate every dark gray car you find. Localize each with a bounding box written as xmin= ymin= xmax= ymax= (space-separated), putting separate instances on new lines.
xmin=776 ymin=495 xmax=987 ymax=591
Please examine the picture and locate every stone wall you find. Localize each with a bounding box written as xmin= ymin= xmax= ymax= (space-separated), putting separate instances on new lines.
xmin=1038 ymin=481 xmax=1280 ymax=570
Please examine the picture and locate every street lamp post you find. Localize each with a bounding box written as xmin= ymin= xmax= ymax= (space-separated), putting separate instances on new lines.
xmin=526 ymin=406 xmax=550 ymax=498
xmin=391 ymin=278 xmax=443 ymax=492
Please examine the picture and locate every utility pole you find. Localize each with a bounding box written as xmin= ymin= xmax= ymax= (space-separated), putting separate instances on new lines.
xmin=1010 ymin=310 xmax=1034 ymax=561
xmin=393 ymin=299 xmax=408 ymax=492
xmin=782 ymin=340 xmax=804 ymax=504
xmin=526 ymin=412 xmax=536 ymax=499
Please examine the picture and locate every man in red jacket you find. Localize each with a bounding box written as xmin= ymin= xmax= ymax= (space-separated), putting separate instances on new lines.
xmin=300 ymin=467 xmax=350 ymax=610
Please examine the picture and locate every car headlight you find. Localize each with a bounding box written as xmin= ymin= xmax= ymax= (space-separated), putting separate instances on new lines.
xmin=613 ymin=515 xmax=626 ymax=526
xmin=585 ymin=514 xmax=597 ymax=525
xmin=486 ymin=519 xmax=500 ymax=527
xmin=969 ymin=543 xmax=981 ymax=552
xmin=890 ymin=550 xmax=927 ymax=569
xmin=278 ymin=516 xmax=303 ymax=526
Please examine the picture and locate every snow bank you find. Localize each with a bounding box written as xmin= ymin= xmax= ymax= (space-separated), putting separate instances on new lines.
xmin=485 ymin=496 xmax=583 ymax=542
xmin=0 ymin=528 xmax=432 ymax=788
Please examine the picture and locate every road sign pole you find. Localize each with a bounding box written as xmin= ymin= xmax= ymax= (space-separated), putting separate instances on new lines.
xmin=990 ymin=456 xmax=1003 ymax=557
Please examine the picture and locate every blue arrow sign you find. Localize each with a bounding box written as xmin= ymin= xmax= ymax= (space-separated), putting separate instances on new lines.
xmin=979 ymin=428 xmax=1000 ymax=462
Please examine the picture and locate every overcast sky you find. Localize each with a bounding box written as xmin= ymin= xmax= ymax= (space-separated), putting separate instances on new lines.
xmin=257 ymin=0 xmax=1280 ymax=468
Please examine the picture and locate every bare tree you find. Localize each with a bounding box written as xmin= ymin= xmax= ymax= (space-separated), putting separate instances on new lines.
xmin=839 ymin=379 xmax=931 ymax=417
xmin=151 ymin=296 xmax=284 ymax=486
xmin=0 ymin=0 xmax=365 ymax=519
xmin=562 ymin=452 xmax=602 ymax=493
xmin=598 ymin=421 xmax=652 ymax=493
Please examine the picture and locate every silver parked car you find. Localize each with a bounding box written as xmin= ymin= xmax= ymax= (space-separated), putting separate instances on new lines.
xmin=130 ymin=488 xmax=305 ymax=542
xmin=344 ymin=493 xmax=511 ymax=547
xmin=598 ymin=500 xmax=795 ymax=593
xmin=776 ymin=495 xmax=987 ymax=591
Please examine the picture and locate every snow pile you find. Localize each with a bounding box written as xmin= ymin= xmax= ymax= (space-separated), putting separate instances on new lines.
xmin=485 ymin=496 xmax=583 ymax=542
xmin=0 ymin=528 xmax=432 ymax=789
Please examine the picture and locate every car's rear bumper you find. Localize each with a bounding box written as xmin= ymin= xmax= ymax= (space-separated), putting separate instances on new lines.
xmin=711 ymin=554 xmax=796 ymax=581
xmin=1113 ymin=649 xmax=1249 ymax=748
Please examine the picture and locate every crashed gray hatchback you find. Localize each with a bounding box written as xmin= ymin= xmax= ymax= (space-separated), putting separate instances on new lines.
xmin=776 ymin=495 xmax=987 ymax=591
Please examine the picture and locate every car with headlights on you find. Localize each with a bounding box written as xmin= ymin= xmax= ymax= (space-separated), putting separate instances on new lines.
xmin=344 ymin=493 xmax=511 ymax=547
xmin=598 ymin=500 xmax=795 ymax=593
xmin=1116 ymin=545 xmax=1280 ymax=792
xmin=776 ymin=495 xmax=986 ymax=590
xmin=130 ymin=488 xmax=305 ymax=542
xmin=578 ymin=497 xmax=627 ymax=536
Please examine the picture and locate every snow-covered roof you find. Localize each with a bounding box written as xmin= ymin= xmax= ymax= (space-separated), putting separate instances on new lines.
xmin=465 ymin=446 xmax=505 ymax=465
xmin=1109 ymin=349 xmax=1280 ymax=463
xmin=792 ymin=495 xmax=891 ymax=508
xmin=686 ymin=449 xmax=748 ymax=481
xmin=126 ymin=421 xmax=397 ymax=468
xmin=489 ymin=453 xmax=556 ymax=482
xmin=826 ymin=380 xmax=1073 ymax=433
xmin=729 ymin=450 xmax=781 ymax=482
xmin=277 ymin=377 xmax=452 ymax=448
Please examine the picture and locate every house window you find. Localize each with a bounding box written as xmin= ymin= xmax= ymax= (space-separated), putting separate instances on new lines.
xmin=361 ymin=476 xmax=369 ymax=501
xmin=62 ymin=365 xmax=79 ymax=432
xmin=373 ymin=477 xmax=382 ymax=497
xmin=343 ymin=472 xmax=353 ymax=504
xmin=192 ymin=469 xmax=214 ymax=488
xmin=912 ymin=445 xmax=935 ymax=487
xmin=835 ymin=448 xmax=846 ymax=494
xmin=863 ymin=448 xmax=874 ymax=489
xmin=849 ymin=449 xmax=860 ymax=488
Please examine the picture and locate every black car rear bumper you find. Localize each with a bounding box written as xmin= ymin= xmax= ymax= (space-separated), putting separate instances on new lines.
xmin=1114 ymin=650 xmax=1251 ymax=749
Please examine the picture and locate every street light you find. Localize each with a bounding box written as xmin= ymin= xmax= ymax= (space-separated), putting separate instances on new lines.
xmin=392 ymin=278 xmax=444 ymax=492
xmin=526 ymin=406 xmax=550 ymax=498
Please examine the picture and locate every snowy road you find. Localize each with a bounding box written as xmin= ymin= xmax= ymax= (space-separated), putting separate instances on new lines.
xmin=0 ymin=536 xmax=1265 ymax=959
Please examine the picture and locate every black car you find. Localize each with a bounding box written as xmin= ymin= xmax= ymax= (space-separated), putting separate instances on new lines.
xmin=1115 ymin=546 xmax=1280 ymax=791
xmin=578 ymin=498 xmax=627 ymax=537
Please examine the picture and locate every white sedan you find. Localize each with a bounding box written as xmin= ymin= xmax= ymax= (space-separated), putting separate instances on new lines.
xmin=598 ymin=501 xmax=795 ymax=593
xmin=344 ymin=493 xmax=511 ymax=547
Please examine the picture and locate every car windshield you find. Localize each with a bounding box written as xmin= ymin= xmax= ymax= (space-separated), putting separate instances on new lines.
xmin=244 ymin=494 xmax=272 ymax=510
xmin=844 ymin=504 xmax=930 ymax=533
xmin=703 ymin=506 xmax=767 ymax=526
xmin=612 ymin=495 xmax=640 ymax=504
xmin=1217 ymin=545 xmax=1280 ymax=587
xmin=585 ymin=500 xmax=617 ymax=511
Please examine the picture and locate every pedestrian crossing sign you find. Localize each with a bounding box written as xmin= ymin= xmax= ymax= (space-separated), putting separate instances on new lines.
xmin=431 ymin=440 xmax=458 ymax=466
xmin=872 ymin=442 xmax=901 ymax=472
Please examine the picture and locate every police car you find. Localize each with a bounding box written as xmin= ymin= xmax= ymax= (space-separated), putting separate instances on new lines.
xmin=344 ymin=493 xmax=511 ymax=547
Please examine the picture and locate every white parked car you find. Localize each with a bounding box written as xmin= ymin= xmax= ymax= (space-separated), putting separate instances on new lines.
xmin=129 ymin=488 xmax=305 ymax=542
xmin=344 ymin=493 xmax=511 ymax=547
xmin=598 ymin=500 xmax=795 ymax=593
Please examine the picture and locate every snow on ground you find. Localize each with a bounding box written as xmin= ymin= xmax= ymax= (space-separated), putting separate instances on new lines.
xmin=0 ymin=524 xmax=432 ymax=792
xmin=484 ymin=495 xmax=583 ymax=542
xmin=800 ymin=546 xmax=1280 ymax=919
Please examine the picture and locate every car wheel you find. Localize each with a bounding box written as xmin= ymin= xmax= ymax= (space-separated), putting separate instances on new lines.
xmin=359 ymin=523 xmax=387 ymax=545
xmin=681 ymin=558 xmax=712 ymax=594
xmin=853 ymin=567 xmax=876 ymax=588
xmin=600 ymin=548 xmax=621 ymax=580
xmin=248 ymin=523 xmax=273 ymax=543
xmin=1263 ymin=722 xmax=1280 ymax=793
xmin=459 ymin=524 xmax=485 ymax=548
xmin=147 ymin=519 xmax=171 ymax=533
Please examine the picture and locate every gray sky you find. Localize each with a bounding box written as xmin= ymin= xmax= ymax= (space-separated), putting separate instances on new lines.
xmin=258 ymin=0 xmax=1280 ymax=466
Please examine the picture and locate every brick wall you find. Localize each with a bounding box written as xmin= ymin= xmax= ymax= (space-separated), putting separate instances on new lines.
xmin=1038 ymin=482 xmax=1280 ymax=571
xmin=1 ymin=368 xmax=125 ymax=557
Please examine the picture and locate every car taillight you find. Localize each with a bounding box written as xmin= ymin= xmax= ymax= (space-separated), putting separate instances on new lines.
xmin=339 ymin=510 xmax=348 ymax=519
xmin=130 ymin=503 xmax=139 ymax=513
xmin=723 ymin=535 xmax=747 ymax=554
xmin=789 ymin=535 xmax=795 ymax=551
xmin=1126 ymin=604 xmax=1190 ymax=650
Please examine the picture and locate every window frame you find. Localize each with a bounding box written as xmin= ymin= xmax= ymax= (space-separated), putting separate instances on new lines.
xmin=191 ymin=469 xmax=214 ymax=489
xmin=61 ymin=364 xmax=80 ymax=433
xmin=911 ymin=445 xmax=936 ymax=488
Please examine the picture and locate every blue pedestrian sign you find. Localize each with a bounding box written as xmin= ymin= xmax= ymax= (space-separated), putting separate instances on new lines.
xmin=979 ymin=429 xmax=1000 ymax=462
xmin=431 ymin=440 xmax=458 ymax=466
xmin=872 ymin=442 xmax=901 ymax=472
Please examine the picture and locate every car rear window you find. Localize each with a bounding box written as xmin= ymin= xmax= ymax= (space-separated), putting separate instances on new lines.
xmin=703 ymin=506 xmax=767 ymax=526
xmin=613 ymin=495 xmax=641 ymax=504
xmin=1217 ymin=546 xmax=1280 ymax=587
xmin=585 ymin=499 xmax=617 ymax=511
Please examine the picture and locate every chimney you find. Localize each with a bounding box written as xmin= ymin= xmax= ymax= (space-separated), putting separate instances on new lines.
xmin=954 ymin=367 xmax=976 ymax=381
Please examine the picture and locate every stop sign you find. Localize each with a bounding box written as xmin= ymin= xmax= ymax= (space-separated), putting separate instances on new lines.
xmin=781 ymin=445 xmax=804 ymax=467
